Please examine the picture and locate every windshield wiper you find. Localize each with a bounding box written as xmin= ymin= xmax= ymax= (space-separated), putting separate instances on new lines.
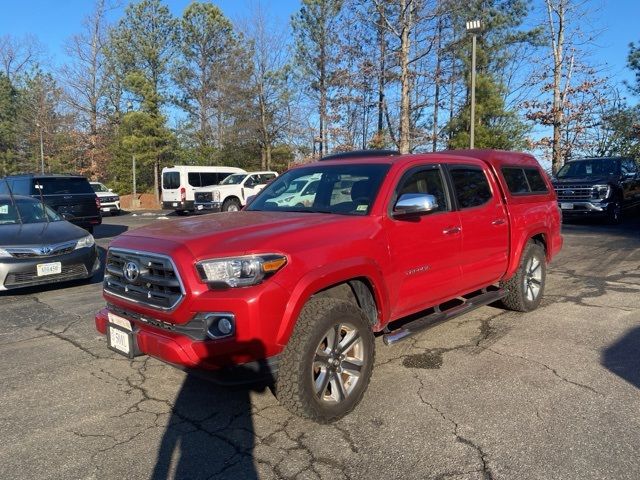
xmin=4 ymin=179 xmax=23 ymax=225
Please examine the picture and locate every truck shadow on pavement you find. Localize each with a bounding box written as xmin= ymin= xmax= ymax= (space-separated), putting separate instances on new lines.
xmin=151 ymin=341 xmax=275 ymax=480
xmin=602 ymin=326 xmax=640 ymax=390
xmin=93 ymin=223 xmax=128 ymax=239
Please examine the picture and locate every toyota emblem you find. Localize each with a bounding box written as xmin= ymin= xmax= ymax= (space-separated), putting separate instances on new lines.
xmin=39 ymin=246 xmax=52 ymax=255
xmin=123 ymin=261 xmax=140 ymax=283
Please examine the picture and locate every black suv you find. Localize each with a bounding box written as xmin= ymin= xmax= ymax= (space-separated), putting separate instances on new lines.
xmin=2 ymin=174 xmax=102 ymax=233
xmin=553 ymin=157 xmax=640 ymax=224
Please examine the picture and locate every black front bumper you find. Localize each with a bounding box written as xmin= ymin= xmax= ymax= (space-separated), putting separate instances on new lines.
xmin=0 ymin=246 xmax=100 ymax=290
xmin=162 ymin=201 xmax=195 ymax=211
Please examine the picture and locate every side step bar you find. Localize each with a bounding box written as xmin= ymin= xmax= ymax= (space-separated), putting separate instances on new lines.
xmin=382 ymin=288 xmax=507 ymax=346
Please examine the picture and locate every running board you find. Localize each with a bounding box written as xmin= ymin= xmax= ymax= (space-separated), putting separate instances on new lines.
xmin=382 ymin=288 xmax=507 ymax=346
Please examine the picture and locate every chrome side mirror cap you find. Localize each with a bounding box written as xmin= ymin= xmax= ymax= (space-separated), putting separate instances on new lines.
xmin=393 ymin=193 xmax=438 ymax=217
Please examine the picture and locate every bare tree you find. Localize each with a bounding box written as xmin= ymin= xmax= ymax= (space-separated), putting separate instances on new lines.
xmin=0 ymin=34 xmax=45 ymax=80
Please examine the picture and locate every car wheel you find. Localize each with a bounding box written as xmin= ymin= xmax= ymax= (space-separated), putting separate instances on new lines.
xmin=175 ymin=210 xmax=187 ymax=216
xmin=275 ymin=298 xmax=375 ymax=423
xmin=222 ymin=198 xmax=241 ymax=212
xmin=499 ymin=241 xmax=546 ymax=312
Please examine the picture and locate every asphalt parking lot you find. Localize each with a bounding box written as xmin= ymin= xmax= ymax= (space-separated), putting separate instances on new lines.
xmin=1 ymin=212 xmax=639 ymax=480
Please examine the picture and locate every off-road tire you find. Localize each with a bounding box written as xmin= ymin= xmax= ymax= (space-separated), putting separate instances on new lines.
xmin=606 ymin=202 xmax=622 ymax=225
xmin=275 ymin=298 xmax=375 ymax=423
xmin=222 ymin=198 xmax=241 ymax=212
xmin=499 ymin=241 xmax=546 ymax=312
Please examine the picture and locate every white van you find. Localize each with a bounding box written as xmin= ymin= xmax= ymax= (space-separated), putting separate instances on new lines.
xmin=161 ymin=166 xmax=246 ymax=214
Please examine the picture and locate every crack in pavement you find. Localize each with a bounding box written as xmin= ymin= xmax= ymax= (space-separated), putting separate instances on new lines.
xmin=487 ymin=347 xmax=603 ymax=396
xmin=413 ymin=372 xmax=494 ymax=480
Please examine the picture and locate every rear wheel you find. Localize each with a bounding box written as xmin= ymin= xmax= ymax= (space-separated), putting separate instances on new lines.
xmin=222 ymin=198 xmax=241 ymax=212
xmin=500 ymin=241 xmax=546 ymax=312
xmin=276 ymin=298 xmax=375 ymax=423
xmin=606 ymin=202 xmax=622 ymax=225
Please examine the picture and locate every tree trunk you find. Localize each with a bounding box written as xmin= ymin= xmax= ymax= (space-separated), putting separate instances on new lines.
xmin=265 ymin=142 xmax=272 ymax=170
xmin=376 ymin=3 xmax=386 ymax=140
xmin=548 ymin=0 xmax=565 ymax=175
xmin=154 ymin=160 xmax=159 ymax=205
xmin=398 ymin=0 xmax=413 ymax=154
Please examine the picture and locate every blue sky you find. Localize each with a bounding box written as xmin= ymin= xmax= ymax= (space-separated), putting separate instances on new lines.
xmin=0 ymin=0 xmax=637 ymax=95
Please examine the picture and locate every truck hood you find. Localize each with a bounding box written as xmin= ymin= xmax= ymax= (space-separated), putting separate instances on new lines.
xmin=0 ymin=221 xmax=87 ymax=247
xmin=553 ymin=175 xmax=621 ymax=185
xmin=119 ymin=211 xmax=375 ymax=259
xmin=195 ymin=184 xmax=238 ymax=193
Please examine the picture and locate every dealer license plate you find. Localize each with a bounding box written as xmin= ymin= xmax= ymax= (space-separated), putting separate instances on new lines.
xmin=172 ymin=202 xmax=178 ymax=207
xmin=560 ymin=202 xmax=573 ymax=210
xmin=197 ymin=204 xmax=203 ymax=210
xmin=107 ymin=313 xmax=133 ymax=356
xmin=36 ymin=262 xmax=62 ymax=277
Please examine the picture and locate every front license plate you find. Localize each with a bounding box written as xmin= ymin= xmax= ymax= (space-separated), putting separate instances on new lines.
xmin=172 ymin=202 xmax=178 ymax=207
xmin=36 ymin=262 xmax=62 ymax=276
xmin=560 ymin=202 xmax=573 ymax=210
xmin=197 ymin=204 xmax=203 ymax=210
xmin=108 ymin=325 xmax=131 ymax=356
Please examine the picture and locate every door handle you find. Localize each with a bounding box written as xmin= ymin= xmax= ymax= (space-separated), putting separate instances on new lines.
xmin=443 ymin=226 xmax=461 ymax=235
xmin=491 ymin=218 xmax=506 ymax=226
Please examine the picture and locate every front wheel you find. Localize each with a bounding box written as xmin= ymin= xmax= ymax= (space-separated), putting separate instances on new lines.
xmin=276 ymin=298 xmax=375 ymax=423
xmin=606 ymin=203 xmax=622 ymax=225
xmin=500 ymin=241 xmax=546 ymax=312
xmin=222 ymin=198 xmax=242 ymax=212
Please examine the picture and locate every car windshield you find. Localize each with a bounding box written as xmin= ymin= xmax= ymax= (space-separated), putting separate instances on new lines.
xmin=33 ymin=177 xmax=94 ymax=195
xmin=91 ymin=183 xmax=109 ymax=192
xmin=247 ymin=163 xmax=390 ymax=216
xmin=0 ymin=198 xmax=62 ymax=225
xmin=557 ymin=159 xmax=621 ymax=178
xmin=221 ymin=174 xmax=247 ymax=185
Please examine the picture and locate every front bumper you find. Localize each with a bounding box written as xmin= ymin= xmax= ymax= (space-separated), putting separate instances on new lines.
xmin=194 ymin=201 xmax=222 ymax=212
xmin=100 ymin=201 xmax=120 ymax=213
xmin=0 ymin=246 xmax=99 ymax=291
xmin=558 ymin=200 xmax=612 ymax=217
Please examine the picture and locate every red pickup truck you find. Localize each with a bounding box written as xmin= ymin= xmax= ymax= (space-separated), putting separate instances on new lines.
xmin=96 ymin=149 xmax=562 ymax=423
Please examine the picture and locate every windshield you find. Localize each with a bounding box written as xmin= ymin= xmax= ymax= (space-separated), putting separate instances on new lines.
xmin=0 ymin=198 xmax=62 ymax=225
xmin=91 ymin=183 xmax=109 ymax=192
xmin=33 ymin=177 xmax=94 ymax=195
xmin=247 ymin=164 xmax=390 ymax=216
xmin=557 ymin=159 xmax=621 ymax=178
xmin=221 ymin=174 xmax=247 ymax=185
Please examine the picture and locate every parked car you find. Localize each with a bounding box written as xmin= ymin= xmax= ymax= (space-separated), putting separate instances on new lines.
xmin=2 ymin=174 xmax=101 ymax=233
xmin=161 ymin=166 xmax=246 ymax=214
xmin=91 ymin=182 xmax=121 ymax=216
xmin=194 ymin=171 xmax=278 ymax=212
xmin=0 ymin=194 xmax=99 ymax=291
xmin=95 ymin=149 xmax=562 ymax=423
xmin=552 ymin=157 xmax=640 ymax=224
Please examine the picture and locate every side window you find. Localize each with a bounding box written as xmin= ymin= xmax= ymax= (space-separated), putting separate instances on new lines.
xmin=502 ymin=168 xmax=529 ymax=194
xmin=450 ymin=166 xmax=492 ymax=209
xmin=396 ymin=167 xmax=449 ymax=212
xmin=621 ymin=159 xmax=637 ymax=176
xmin=188 ymin=172 xmax=202 ymax=187
xmin=200 ymin=172 xmax=220 ymax=186
xmin=245 ymin=175 xmax=257 ymax=187
xmin=524 ymin=168 xmax=549 ymax=193
xmin=262 ymin=173 xmax=276 ymax=183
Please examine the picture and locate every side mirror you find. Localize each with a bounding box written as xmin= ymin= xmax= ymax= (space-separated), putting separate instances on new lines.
xmin=393 ymin=193 xmax=438 ymax=218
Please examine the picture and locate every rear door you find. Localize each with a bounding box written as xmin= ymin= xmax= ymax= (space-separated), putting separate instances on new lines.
xmin=162 ymin=170 xmax=181 ymax=203
xmin=447 ymin=164 xmax=509 ymax=290
xmin=385 ymin=164 xmax=464 ymax=317
xmin=34 ymin=177 xmax=99 ymax=221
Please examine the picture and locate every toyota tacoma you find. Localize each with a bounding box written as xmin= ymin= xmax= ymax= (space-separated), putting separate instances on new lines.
xmin=95 ymin=149 xmax=563 ymax=423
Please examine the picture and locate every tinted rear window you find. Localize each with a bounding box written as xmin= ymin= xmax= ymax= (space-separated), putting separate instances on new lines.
xmin=163 ymin=172 xmax=180 ymax=189
xmin=501 ymin=167 xmax=548 ymax=194
xmin=32 ymin=177 xmax=94 ymax=195
xmin=450 ymin=167 xmax=492 ymax=209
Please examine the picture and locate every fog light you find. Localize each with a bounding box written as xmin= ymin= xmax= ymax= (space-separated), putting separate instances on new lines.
xmin=204 ymin=313 xmax=235 ymax=339
xmin=218 ymin=318 xmax=233 ymax=335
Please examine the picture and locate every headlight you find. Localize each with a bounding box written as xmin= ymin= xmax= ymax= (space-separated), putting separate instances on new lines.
xmin=213 ymin=190 xmax=221 ymax=202
xmin=75 ymin=234 xmax=95 ymax=250
xmin=591 ymin=185 xmax=611 ymax=200
xmin=196 ymin=254 xmax=287 ymax=287
xmin=0 ymin=248 xmax=11 ymax=258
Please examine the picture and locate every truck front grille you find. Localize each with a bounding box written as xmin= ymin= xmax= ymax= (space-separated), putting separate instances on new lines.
xmin=554 ymin=184 xmax=593 ymax=201
xmin=104 ymin=249 xmax=184 ymax=310
xmin=195 ymin=191 xmax=212 ymax=202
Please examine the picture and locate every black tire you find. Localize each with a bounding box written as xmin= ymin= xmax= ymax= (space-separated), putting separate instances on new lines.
xmin=606 ymin=203 xmax=622 ymax=225
xmin=499 ymin=241 xmax=546 ymax=312
xmin=222 ymin=198 xmax=242 ymax=212
xmin=175 ymin=210 xmax=187 ymax=216
xmin=112 ymin=209 xmax=120 ymax=216
xmin=275 ymin=298 xmax=375 ymax=423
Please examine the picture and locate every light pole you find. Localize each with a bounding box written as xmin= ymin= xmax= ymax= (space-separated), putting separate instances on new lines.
xmin=126 ymin=101 xmax=139 ymax=209
xmin=35 ymin=121 xmax=44 ymax=173
xmin=465 ymin=19 xmax=482 ymax=149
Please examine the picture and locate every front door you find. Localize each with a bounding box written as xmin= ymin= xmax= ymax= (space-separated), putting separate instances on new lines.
xmin=448 ymin=164 xmax=509 ymax=290
xmin=385 ymin=165 xmax=464 ymax=319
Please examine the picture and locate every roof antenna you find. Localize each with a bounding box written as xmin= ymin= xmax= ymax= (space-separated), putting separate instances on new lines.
xmin=4 ymin=179 xmax=23 ymax=225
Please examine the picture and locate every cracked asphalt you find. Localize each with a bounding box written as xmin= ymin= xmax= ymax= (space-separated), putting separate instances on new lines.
xmin=1 ymin=212 xmax=639 ymax=480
